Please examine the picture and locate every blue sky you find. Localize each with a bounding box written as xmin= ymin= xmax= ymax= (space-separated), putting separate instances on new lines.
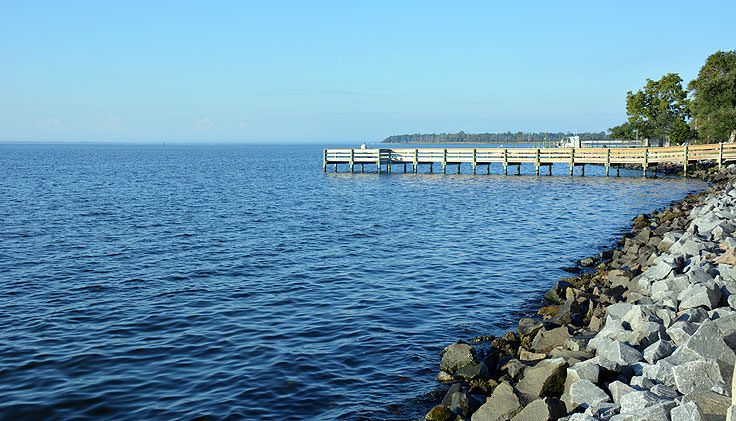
xmin=2 ymin=1 xmax=735 ymax=143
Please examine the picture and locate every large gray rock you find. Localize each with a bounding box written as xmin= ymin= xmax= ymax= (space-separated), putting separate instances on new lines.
xmin=623 ymin=305 xmax=663 ymax=330
xmin=679 ymin=283 xmax=722 ymax=311
xmin=531 ymin=326 xmax=571 ymax=353
xmin=471 ymin=381 xmax=521 ymax=421
xmin=619 ymin=390 xmax=670 ymax=413
xmin=681 ymin=391 xmax=731 ymax=421
xmin=509 ymin=397 xmax=566 ymax=421
xmin=441 ymin=342 xmax=477 ymax=373
xmin=667 ymin=320 xmax=700 ymax=347
xmin=569 ymin=414 xmax=597 ymax=421
xmin=609 ymin=380 xmax=637 ymax=404
xmin=644 ymin=339 xmax=674 ymax=364
xmin=643 ymin=359 xmax=677 ymax=388
xmin=673 ymin=360 xmax=726 ymax=395
xmin=516 ymin=358 xmax=568 ymax=400
xmin=564 ymin=360 xmax=600 ymax=394
xmin=650 ymin=383 xmax=678 ymax=399
xmin=596 ymin=338 xmax=643 ymax=366
xmin=614 ymin=401 xmax=677 ymax=420
xmin=455 ymin=362 xmax=490 ymax=381
xmin=670 ymin=401 xmax=703 ymax=421
xmin=441 ymin=384 xmax=472 ymax=418
xmin=667 ymin=320 xmax=736 ymax=384
xmin=567 ymin=379 xmax=611 ymax=411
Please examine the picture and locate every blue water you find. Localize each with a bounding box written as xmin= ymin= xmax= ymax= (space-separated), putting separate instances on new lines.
xmin=0 ymin=143 xmax=705 ymax=420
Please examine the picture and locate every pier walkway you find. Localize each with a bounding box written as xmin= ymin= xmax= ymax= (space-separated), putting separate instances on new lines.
xmin=323 ymin=144 xmax=736 ymax=177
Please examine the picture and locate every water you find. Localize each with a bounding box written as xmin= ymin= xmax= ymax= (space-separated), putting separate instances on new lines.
xmin=0 ymin=143 xmax=705 ymax=420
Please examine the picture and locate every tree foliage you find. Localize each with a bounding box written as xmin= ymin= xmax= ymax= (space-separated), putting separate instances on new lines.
xmin=382 ymin=131 xmax=608 ymax=144
xmin=688 ymin=50 xmax=736 ymax=143
xmin=609 ymin=73 xmax=692 ymax=144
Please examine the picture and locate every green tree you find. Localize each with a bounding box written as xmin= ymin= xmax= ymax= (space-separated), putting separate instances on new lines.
xmin=609 ymin=73 xmax=692 ymax=144
xmin=688 ymin=50 xmax=736 ymax=143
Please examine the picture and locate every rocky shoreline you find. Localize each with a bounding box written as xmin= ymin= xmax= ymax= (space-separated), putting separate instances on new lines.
xmin=424 ymin=162 xmax=736 ymax=421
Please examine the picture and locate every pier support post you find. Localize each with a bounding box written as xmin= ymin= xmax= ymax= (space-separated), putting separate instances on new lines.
xmin=516 ymin=164 xmax=520 ymax=175
xmin=334 ymin=164 xmax=338 ymax=172
xmin=569 ymin=148 xmax=575 ymax=176
xmin=581 ymin=164 xmax=585 ymax=177
xmin=442 ymin=149 xmax=447 ymax=174
xmin=719 ymin=142 xmax=724 ymax=169
xmin=683 ymin=145 xmax=688 ymax=176
xmin=643 ymin=147 xmax=648 ymax=177
xmin=457 ymin=163 xmax=461 ymax=174
xmin=430 ymin=163 xmax=433 ymax=173
xmin=472 ymin=149 xmax=477 ymax=174
xmin=535 ymin=148 xmax=540 ymax=176
xmin=361 ymin=164 xmax=364 ymax=173
xmin=376 ymin=151 xmax=381 ymax=174
xmin=605 ymin=147 xmax=610 ymax=177
xmin=350 ymin=149 xmax=354 ymax=173
xmin=487 ymin=163 xmax=491 ymax=174
xmin=403 ymin=163 xmax=407 ymax=173
xmin=413 ymin=149 xmax=418 ymax=174
xmin=503 ymin=149 xmax=508 ymax=175
xmin=549 ymin=165 xmax=552 ymax=176
xmin=617 ymin=166 xmax=620 ymax=177
xmin=323 ymin=149 xmax=327 ymax=172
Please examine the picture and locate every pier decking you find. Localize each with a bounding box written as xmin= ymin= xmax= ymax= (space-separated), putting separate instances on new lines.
xmin=323 ymin=144 xmax=736 ymax=177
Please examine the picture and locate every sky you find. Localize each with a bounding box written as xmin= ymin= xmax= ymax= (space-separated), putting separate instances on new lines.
xmin=1 ymin=1 xmax=735 ymax=143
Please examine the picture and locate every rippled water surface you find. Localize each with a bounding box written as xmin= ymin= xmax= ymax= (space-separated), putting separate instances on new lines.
xmin=0 ymin=143 xmax=706 ymax=420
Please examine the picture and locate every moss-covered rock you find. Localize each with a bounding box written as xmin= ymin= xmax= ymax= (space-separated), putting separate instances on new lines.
xmin=425 ymin=405 xmax=454 ymax=421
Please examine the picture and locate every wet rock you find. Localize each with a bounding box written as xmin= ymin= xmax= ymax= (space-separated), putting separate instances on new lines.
xmin=441 ymin=384 xmax=472 ymax=418
xmin=516 ymin=318 xmax=543 ymax=341
xmin=470 ymin=381 xmax=521 ymax=421
xmin=441 ymin=342 xmax=477 ymax=373
xmin=531 ymin=326 xmax=571 ymax=353
xmin=436 ymin=370 xmax=454 ymax=382
xmin=425 ymin=405 xmax=454 ymax=421
xmin=673 ymin=360 xmax=725 ymax=395
xmin=519 ymin=349 xmax=546 ymax=362
xmin=516 ymin=358 xmax=568 ymax=400
xmin=580 ymin=257 xmax=597 ymax=267
xmin=510 ymin=397 xmax=566 ymax=421
xmin=455 ymin=362 xmax=490 ymax=381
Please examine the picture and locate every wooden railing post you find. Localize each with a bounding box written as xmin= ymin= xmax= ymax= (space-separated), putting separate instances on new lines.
xmin=349 ymin=149 xmax=354 ymax=173
xmin=442 ymin=149 xmax=447 ymax=173
xmin=569 ymin=148 xmax=575 ymax=176
xmin=377 ymin=149 xmax=381 ymax=174
xmin=472 ymin=149 xmax=477 ymax=174
xmin=683 ymin=145 xmax=688 ymax=176
xmin=503 ymin=149 xmax=508 ymax=175
xmin=323 ymin=149 xmax=327 ymax=172
xmin=535 ymin=148 xmax=540 ymax=176
xmin=605 ymin=147 xmax=610 ymax=177
xmin=413 ymin=149 xmax=418 ymax=173
xmin=643 ymin=147 xmax=648 ymax=177
xmin=719 ymin=142 xmax=724 ymax=169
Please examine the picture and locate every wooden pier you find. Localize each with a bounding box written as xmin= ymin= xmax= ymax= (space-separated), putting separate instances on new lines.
xmin=323 ymin=144 xmax=736 ymax=177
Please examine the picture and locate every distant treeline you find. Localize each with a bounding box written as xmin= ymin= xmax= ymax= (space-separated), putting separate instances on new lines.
xmin=382 ymin=131 xmax=609 ymax=144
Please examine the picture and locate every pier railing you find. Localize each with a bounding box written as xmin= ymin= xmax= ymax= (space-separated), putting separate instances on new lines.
xmin=323 ymin=143 xmax=736 ymax=176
